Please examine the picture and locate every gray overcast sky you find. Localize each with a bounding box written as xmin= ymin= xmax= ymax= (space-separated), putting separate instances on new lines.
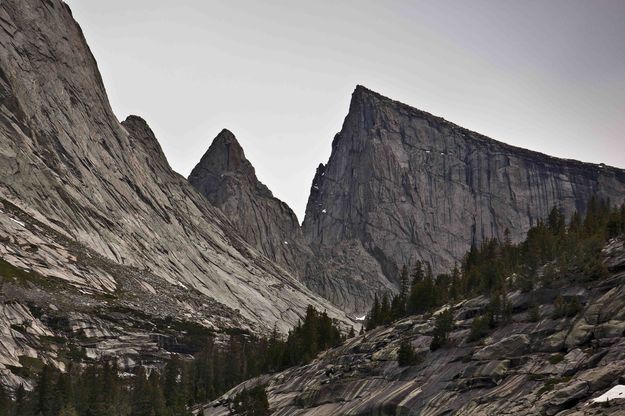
xmin=65 ymin=0 xmax=625 ymax=221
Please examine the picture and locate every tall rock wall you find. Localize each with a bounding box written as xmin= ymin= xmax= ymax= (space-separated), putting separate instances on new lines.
xmin=0 ymin=0 xmax=349 ymax=334
xmin=301 ymin=86 xmax=625 ymax=312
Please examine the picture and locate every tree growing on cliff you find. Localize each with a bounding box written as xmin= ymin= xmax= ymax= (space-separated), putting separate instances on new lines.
xmin=231 ymin=385 xmax=270 ymax=416
xmin=397 ymin=339 xmax=419 ymax=366
xmin=430 ymin=309 xmax=454 ymax=351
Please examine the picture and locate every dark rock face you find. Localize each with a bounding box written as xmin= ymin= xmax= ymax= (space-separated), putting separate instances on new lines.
xmin=203 ymin=239 xmax=625 ymax=416
xmin=0 ymin=0 xmax=351 ymax=389
xmin=302 ymin=85 xmax=625 ymax=312
xmin=189 ymin=129 xmax=313 ymax=275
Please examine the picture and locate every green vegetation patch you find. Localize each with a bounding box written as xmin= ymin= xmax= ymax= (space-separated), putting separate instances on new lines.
xmin=548 ymin=353 xmax=564 ymax=365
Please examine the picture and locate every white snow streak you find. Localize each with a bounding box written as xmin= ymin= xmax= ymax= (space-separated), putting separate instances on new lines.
xmin=590 ymin=385 xmax=625 ymax=403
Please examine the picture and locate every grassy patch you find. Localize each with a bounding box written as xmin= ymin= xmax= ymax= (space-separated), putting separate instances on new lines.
xmin=528 ymin=373 xmax=545 ymax=381
xmin=0 ymin=258 xmax=33 ymax=282
xmin=537 ymin=376 xmax=573 ymax=395
xmin=39 ymin=335 xmax=66 ymax=346
xmin=548 ymin=353 xmax=564 ymax=365
xmin=0 ymin=258 xmax=58 ymax=291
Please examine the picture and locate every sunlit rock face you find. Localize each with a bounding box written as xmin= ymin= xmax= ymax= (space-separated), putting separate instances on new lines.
xmin=301 ymin=85 xmax=625 ymax=313
xmin=0 ymin=0 xmax=353 ymax=389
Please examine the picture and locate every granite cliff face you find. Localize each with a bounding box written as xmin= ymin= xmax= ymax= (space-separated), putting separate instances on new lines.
xmin=203 ymin=239 xmax=625 ymax=416
xmin=0 ymin=0 xmax=351 ymax=389
xmin=189 ymin=129 xmax=313 ymax=276
xmin=301 ymin=86 xmax=625 ymax=313
xmin=189 ymin=131 xmax=396 ymax=315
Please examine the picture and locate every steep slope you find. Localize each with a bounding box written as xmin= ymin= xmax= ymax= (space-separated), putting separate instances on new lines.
xmin=0 ymin=0 xmax=351 ymax=387
xmin=188 ymin=130 xmax=392 ymax=315
xmin=203 ymin=239 xmax=625 ymax=416
xmin=302 ymin=85 xmax=625 ymax=313
xmin=189 ymin=129 xmax=313 ymax=275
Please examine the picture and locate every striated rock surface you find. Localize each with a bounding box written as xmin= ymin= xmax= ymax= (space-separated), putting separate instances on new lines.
xmin=203 ymin=239 xmax=625 ymax=416
xmin=0 ymin=0 xmax=354 ymax=389
xmin=189 ymin=131 xmax=395 ymax=315
xmin=302 ymin=85 xmax=625 ymax=313
xmin=189 ymin=129 xmax=313 ymax=275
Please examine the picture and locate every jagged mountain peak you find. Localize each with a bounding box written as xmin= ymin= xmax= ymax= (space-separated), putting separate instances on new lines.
xmin=0 ymin=0 xmax=352 ymax=384
xmin=121 ymin=115 xmax=172 ymax=171
xmin=189 ymin=130 xmax=313 ymax=276
xmin=122 ymin=114 xmax=152 ymax=130
xmin=213 ymin=127 xmax=238 ymax=143
xmin=347 ymin=85 xmax=625 ymax=173
xmin=211 ymin=128 xmax=244 ymax=162
xmin=349 ymin=84 xmax=411 ymax=114
xmin=345 ymin=85 xmax=452 ymax=137
xmin=351 ymin=84 xmax=389 ymax=101
xmin=302 ymin=84 xmax=625 ymax=314
xmin=191 ymin=128 xmax=259 ymax=184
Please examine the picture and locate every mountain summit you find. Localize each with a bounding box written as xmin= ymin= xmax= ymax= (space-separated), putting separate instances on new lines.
xmin=190 ymin=85 xmax=625 ymax=314
xmin=0 ymin=0 xmax=351 ymax=390
xmin=189 ymin=129 xmax=313 ymax=275
xmin=299 ymin=85 xmax=625 ymax=312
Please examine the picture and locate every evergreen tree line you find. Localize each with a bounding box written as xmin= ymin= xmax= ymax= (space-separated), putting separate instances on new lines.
xmin=366 ymin=198 xmax=625 ymax=332
xmin=0 ymin=305 xmax=345 ymax=416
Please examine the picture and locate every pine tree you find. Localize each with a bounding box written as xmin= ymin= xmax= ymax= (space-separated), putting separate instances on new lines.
xmin=548 ymin=206 xmax=565 ymax=236
xmin=397 ymin=339 xmax=418 ymax=366
xmin=411 ymin=261 xmax=425 ymax=285
xmin=390 ymin=294 xmax=405 ymax=321
xmin=132 ymin=367 xmax=156 ymax=416
xmin=379 ymin=295 xmax=391 ymax=325
xmin=34 ymin=364 xmax=60 ymax=416
xmin=569 ymin=210 xmax=582 ymax=235
xmin=231 ymin=385 xmax=270 ymax=416
xmin=164 ymin=357 xmax=189 ymax=414
xmin=14 ymin=384 xmax=31 ymax=416
xmin=468 ymin=315 xmax=490 ymax=342
xmin=56 ymin=367 xmax=74 ymax=411
xmin=0 ymin=383 xmax=11 ymax=416
xmin=503 ymin=228 xmax=512 ymax=247
xmin=430 ymin=309 xmax=454 ymax=351
xmin=449 ymin=265 xmax=460 ymax=301
xmin=366 ymin=295 xmax=381 ymax=330
xmin=399 ymin=265 xmax=409 ymax=300
xmin=266 ymin=325 xmax=284 ymax=372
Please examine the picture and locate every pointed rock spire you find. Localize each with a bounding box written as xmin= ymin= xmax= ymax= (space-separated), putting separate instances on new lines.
xmin=191 ymin=128 xmax=257 ymax=182
xmin=189 ymin=130 xmax=313 ymax=274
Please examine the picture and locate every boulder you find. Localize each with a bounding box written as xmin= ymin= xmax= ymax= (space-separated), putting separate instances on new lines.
xmin=473 ymin=334 xmax=530 ymax=360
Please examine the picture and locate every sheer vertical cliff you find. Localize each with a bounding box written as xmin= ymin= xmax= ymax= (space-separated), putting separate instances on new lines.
xmin=301 ymin=86 xmax=625 ymax=312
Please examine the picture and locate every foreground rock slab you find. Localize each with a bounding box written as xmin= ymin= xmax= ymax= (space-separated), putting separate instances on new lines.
xmin=203 ymin=240 xmax=625 ymax=415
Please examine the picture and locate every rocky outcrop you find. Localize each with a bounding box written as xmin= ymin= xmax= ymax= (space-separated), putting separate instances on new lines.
xmin=203 ymin=238 xmax=625 ymax=416
xmin=189 ymin=129 xmax=313 ymax=275
xmin=189 ymin=131 xmax=396 ymax=315
xmin=302 ymin=85 xmax=625 ymax=313
xmin=0 ymin=0 xmax=352 ymax=385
